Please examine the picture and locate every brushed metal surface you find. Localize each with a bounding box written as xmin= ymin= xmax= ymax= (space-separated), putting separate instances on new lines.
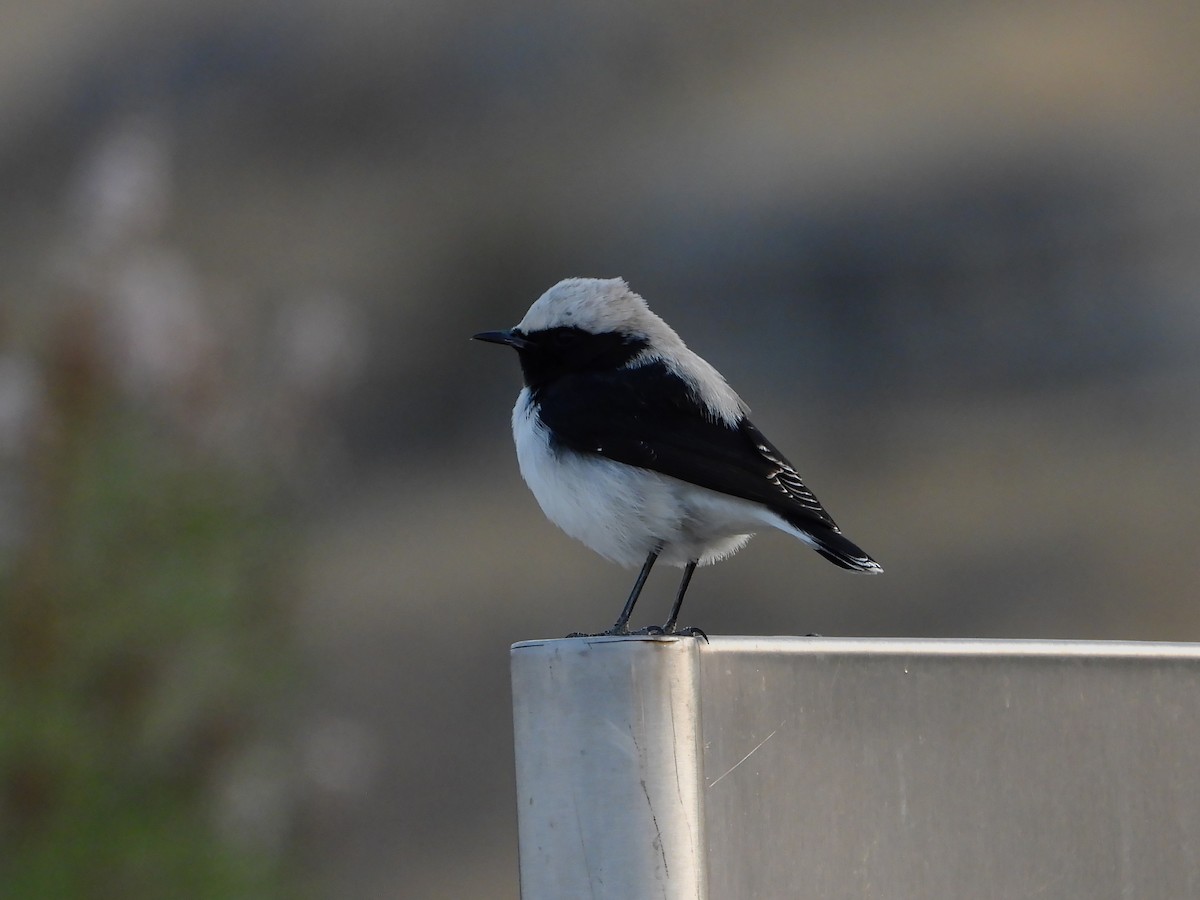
xmin=700 ymin=638 xmax=1200 ymax=899
xmin=512 ymin=637 xmax=1200 ymax=900
xmin=511 ymin=636 xmax=707 ymax=900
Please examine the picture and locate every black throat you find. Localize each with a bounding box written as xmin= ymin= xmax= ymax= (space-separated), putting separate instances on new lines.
xmin=515 ymin=327 xmax=649 ymax=394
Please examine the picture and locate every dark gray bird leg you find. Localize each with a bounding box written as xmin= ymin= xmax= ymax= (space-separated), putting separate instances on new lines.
xmin=661 ymin=560 xmax=698 ymax=635
xmin=608 ymin=548 xmax=660 ymax=634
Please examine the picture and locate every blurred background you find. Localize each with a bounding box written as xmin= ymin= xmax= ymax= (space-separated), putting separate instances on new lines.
xmin=1 ymin=0 xmax=1198 ymax=896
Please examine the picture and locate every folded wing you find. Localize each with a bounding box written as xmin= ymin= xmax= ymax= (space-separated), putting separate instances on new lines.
xmin=534 ymin=361 xmax=854 ymax=541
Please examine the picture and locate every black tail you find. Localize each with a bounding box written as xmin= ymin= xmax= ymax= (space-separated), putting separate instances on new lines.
xmin=802 ymin=522 xmax=883 ymax=573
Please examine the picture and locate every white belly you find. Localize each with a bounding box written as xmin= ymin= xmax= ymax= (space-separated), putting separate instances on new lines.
xmin=511 ymin=390 xmax=761 ymax=568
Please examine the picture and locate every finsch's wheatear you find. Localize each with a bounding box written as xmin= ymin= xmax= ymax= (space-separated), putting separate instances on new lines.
xmin=475 ymin=277 xmax=881 ymax=636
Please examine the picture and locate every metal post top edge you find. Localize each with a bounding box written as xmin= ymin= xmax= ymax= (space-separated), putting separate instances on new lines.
xmin=511 ymin=635 xmax=1200 ymax=660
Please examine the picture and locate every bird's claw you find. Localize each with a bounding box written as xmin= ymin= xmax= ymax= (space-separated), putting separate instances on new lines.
xmin=626 ymin=623 xmax=708 ymax=642
xmin=565 ymin=628 xmax=629 ymax=638
xmin=564 ymin=625 xmax=707 ymax=642
xmin=627 ymin=624 xmax=666 ymax=637
xmin=565 ymin=624 xmax=639 ymax=638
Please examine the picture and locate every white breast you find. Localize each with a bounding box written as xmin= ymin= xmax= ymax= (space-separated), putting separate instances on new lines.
xmin=510 ymin=389 xmax=763 ymax=568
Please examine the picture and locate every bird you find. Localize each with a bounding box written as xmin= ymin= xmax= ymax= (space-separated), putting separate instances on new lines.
xmin=474 ymin=277 xmax=881 ymax=637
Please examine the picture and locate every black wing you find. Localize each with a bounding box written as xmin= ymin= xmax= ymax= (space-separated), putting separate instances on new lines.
xmin=534 ymin=361 xmax=841 ymax=533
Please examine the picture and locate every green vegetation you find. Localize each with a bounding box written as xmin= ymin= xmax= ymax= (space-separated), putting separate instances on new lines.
xmin=1 ymin=311 xmax=297 ymax=898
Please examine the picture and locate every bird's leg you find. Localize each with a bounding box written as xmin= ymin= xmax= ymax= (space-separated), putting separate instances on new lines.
xmin=661 ymin=560 xmax=699 ymax=635
xmin=607 ymin=548 xmax=660 ymax=634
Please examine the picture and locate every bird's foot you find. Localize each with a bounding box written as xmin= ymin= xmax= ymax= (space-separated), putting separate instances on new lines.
xmin=624 ymin=623 xmax=709 ymax=642
xmin=563 ymin=625 xmax=707 ymax=641
xmin=565 ymin=625 xmax=631 ymax=638
xmin=565 ymin=631 xmax=618 ymax=638
xmin=628 ymin=624 xmax=667 ymax=637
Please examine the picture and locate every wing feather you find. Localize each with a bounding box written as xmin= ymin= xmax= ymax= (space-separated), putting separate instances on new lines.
xmin=533 ymin=362 xmax=841 ymax=532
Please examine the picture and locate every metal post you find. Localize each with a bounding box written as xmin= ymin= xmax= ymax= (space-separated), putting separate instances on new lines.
xmin=511 ymin=635 xmax=706 ymax=900
xmin=512 ymin=636 xmax=1200 ymax=900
